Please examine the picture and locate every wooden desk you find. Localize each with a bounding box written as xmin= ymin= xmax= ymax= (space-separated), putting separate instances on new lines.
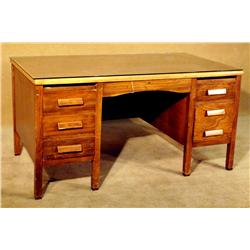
xmin=10 ymin=53 xmax=243 ymax=199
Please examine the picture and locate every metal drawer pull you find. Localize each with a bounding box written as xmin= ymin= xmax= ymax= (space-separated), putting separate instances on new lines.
xmin=57 ymin=144 xmax=82 ymax=154
xmin=204 ymin=129 xmax=224 ymax=137
xmin=207 ymin=88 xmax=227 ymax=96
xmin=206 ymin=109 xmax=225 ymax=116
xmin=58 ymin=98 xmax=84 ymax=107
xmin=58 ymin=121 xmax=83 ymax=130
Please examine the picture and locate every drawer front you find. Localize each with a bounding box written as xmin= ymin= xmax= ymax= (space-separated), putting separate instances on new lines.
xmin=103 ymin=79 xmax=191 ymax=97
xmin=43 ymin=112 xmax=95 ymax=138
xmin=196 ymin=78 xmax=236 ymax=101
xmin=43 ymin=137 xmax=95 ymax=160
xmin=193 ymin=100 xmax=235 ymax=143
xmin=43 ymin=85 xmax=97 ymax=114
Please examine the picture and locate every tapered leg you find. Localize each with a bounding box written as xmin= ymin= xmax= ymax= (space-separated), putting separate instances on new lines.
xmin=14 ymin=131 xmax=23 ymax=155
xmin=91 ymin=83 xmax=103 ymax=190
xmin=182 ymin=79 xmax=196 ymax=176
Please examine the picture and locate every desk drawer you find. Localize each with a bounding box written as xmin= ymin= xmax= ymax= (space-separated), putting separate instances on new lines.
xmin=196 ymin=78 xmax=236 ymax=101
xmin=43 ymin=137 xmax=95 ymax=160
xmin=193 ymin=100 xmax=234 ymax=144
xmin=43 ymin=112 xmax=95 ymax=138
xmin=43 ymin=85 xmax=97 ymax=114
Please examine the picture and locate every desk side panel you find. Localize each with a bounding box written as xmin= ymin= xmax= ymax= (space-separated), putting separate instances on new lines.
xmin=151 ymin=96 xmax=188 ymax=145
xmin=13 ymin=65 xmax=36 ymax=161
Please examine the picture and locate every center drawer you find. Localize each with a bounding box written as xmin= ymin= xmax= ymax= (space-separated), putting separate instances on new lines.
xmin=193 ymin=100 xmax=235 ymax=144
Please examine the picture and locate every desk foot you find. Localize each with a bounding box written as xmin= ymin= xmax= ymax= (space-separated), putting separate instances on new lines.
xmin=34 ymin=165 xmax=50 ymax=199
xmin=183 ymin=172 xmax=191 ymax=176
xmin=14 ymin=131 xmax=23 ymax=156
xmin=225 ymin=142 xmax=235 ymax=171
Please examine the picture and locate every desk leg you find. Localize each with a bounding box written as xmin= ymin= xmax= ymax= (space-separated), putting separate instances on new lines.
xmin=34 ymin=86 xmax=49 ymax=199
xmin=183 ymin=79 xmax=196 ymax=176
xmin=226 ymin=76 xmax=241 ymax=170
xmin=91 ymin=83 xmax=103 ymax=190
xmin=14 ymin=130 xmax=23 ymax=155
xmin=12 ymin=65 xmax=23 ymax=156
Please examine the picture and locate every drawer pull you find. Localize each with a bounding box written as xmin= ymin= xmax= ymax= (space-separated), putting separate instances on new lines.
xmin=57 ymin=121 xmax=83 ymax=130
xmin=58 ymin=98 xmax=84 ymax=107
xmin=57 ymin=144 xmax=82 ymax=154
xmin=207 ymin=88 xmax=227 ymax=96
xmin=204 ymin=129 xmax=224 ymax=137
xmin=206 ymin=109 xmax=225 ymax=116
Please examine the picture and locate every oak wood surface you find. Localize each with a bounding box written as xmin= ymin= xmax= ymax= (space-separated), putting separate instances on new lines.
xmin=182 ymin=79 xmax=197 ymax=176
xmin=91 ymin=83 xmax=103 ymax=190
xmin=34 ymin=85 xmax=47 ymax=199
xmin=13 ymin=65 xmax=36 ymax=161
xmin=12 ymin=65 xmax=23 ymax=155
xmin=193 ymin=99 xmax=234 ymax=143
xmin=11 ymin=53 xmax=242 ymax=199
xmin=43 ymin=112 xmax=95 ymax=138
xmin=151 ymin=95 xmax=188 ymax=145
xmin=226 ymin=76 xmax=241 ymax=170
xmin=103 ymin=78 xmax=191 ymax=97
xmin=10 ymin=53 xmax=243 ymax=85
xmin=11 ymin=53 xmax=241 ymax=79
xmin=196 ymin=78 xmax=236 ymax=101
xmin=43 ymin=137 xmax=95 ymax=160
xmin=43 ymin=85 xmax=96 ymax=114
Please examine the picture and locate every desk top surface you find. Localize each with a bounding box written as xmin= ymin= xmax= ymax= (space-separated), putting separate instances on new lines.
xmin=11 ymin=53 xmax=243 ymax=85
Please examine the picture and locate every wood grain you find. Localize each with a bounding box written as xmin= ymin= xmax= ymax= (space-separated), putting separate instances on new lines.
xmin=183 ymin=79 xmax=197 ymax=176
xmin=226 ymin=76 xmax=241 ymax=170
xmin=103 ymin=78 xmax=191 ymax=97
xmin=152 ymin=95 xmax=188 ymax=145
xmin=193 ymin=100 xmax=234 ymax=143
xmin=12 ymin=65 xmax=23 ymax=155
xmin=34 ymin=85 xmax=47 ymax=199
xmin=12 ymin=65 xmax=36 ymax=161
xmin=43 ymin=112 xmax=95 ymax=138
xmin=43 ymin=137 xmax=95 ymax=160
xmin=91 ymin=83 xmax=103 ymax=190
xmin=196 ymin=78 xmax=236 ymax=101
xmin=43 ymin=85 xmax=96 ymax=114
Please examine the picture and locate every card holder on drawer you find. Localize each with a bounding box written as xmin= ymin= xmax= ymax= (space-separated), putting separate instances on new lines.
xmin=57 ymin=121 xmax=83 ymax=130
xmin=57 ymin=144 xmax=82 ymax=154
xmin=57 ymin=98 xmax=84 ymax=107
